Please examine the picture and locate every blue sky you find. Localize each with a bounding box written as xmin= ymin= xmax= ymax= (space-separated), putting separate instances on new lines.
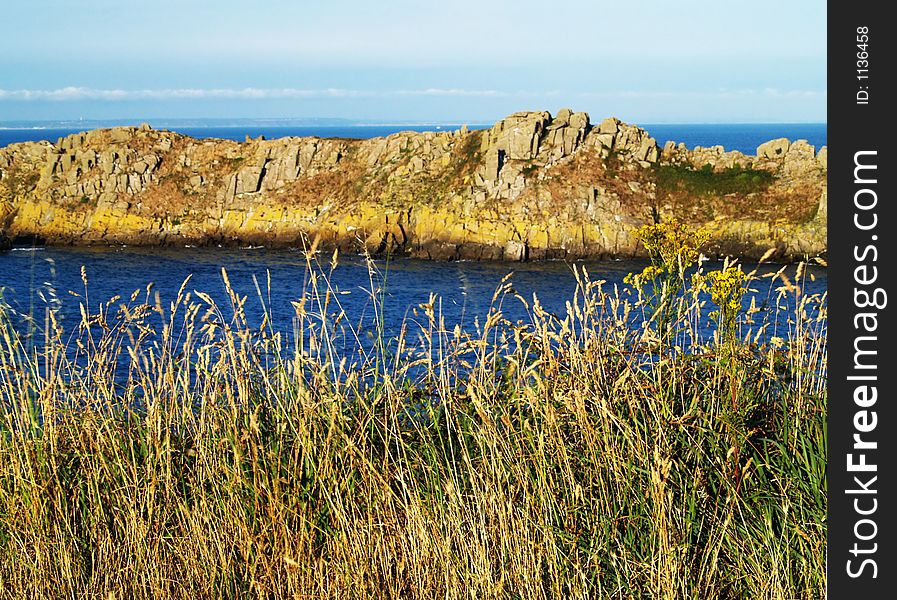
xmin=0 ymin=0 xmax=826 ymax=123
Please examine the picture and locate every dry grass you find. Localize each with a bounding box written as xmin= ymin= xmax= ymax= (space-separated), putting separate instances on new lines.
xmin=0 ymin=252 xmax=826 ymax=599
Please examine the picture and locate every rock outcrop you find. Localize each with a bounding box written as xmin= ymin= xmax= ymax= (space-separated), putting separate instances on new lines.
xmin=0 ymin=109 xmax=826 ymax=261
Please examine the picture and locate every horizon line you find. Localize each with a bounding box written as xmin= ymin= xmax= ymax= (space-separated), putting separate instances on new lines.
xmin=0 ymin=117 xmax=829 ymax=128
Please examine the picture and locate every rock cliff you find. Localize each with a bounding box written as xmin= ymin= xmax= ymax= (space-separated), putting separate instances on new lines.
xmin=0 ymin=110 xmax=826 ymax=261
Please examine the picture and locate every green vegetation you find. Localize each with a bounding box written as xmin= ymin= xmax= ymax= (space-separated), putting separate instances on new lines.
xmin=0 ymin=166 xmax=40 ymax=196
xmin=694 ymin=260 xmax=747 ymax=349
xmin=654 ymin=163 xmax=775 ymax=197
xmin=625 ymin=219 xmax=708 ymax=341
xmin=454 ymin=129 xmax=483 ymax=174
xmin=0 ymin=242 xmax=826 ymax=598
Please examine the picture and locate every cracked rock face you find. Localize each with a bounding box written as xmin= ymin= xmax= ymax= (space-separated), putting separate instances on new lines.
xmin=0 ymin=110 xmax=826 ymax=261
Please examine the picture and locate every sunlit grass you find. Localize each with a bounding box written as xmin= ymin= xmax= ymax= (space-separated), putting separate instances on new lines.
xmin=0 ymin=248 xmax=826 ymax=599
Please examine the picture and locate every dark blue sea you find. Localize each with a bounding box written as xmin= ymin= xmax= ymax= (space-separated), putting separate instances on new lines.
xmin=641 ymin=123 xmax=826 ymax=154
xmin=0 ymin=122 xmax=826 ymax=155
xmin=0 ymin=247 xmax=826 ymax=353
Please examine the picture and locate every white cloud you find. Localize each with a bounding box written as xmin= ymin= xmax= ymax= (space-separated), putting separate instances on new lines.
xmin=577 ymin=88 xmax=827 ymax=100
xmin=0 ymin=86 xmax=534 ymax=101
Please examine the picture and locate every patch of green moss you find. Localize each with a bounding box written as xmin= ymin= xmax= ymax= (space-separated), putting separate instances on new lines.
xmin=453 ymin=131 xmax=482 ymax=175
xmin=654 ymin=163 xmax=774 ymax=196
xmin=1 ymin=167 xmax=40 ymax=195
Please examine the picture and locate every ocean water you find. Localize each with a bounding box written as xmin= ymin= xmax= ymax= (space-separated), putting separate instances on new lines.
xmin=0 ymin=246 xmax=826 ymax=350
xmin=641 ymin=123 xmax=827 ymax=154
xmin=0 ymin=122 xmax=826 ymax=155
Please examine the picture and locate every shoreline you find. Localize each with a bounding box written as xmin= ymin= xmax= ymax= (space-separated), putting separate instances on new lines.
xmin=0 ymin=238 xmax=828 ymax=264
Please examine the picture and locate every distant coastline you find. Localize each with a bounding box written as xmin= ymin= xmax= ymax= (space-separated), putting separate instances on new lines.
xmin=0 ymin=120 xmax=827 ymax=156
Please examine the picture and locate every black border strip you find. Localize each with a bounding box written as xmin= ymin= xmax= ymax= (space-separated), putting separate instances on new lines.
xmin=828 ymin=4 xmax=895 ymax=596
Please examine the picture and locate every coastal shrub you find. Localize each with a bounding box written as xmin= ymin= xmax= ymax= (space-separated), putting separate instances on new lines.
xmin=0 ymin=252 xmax=827 ymax=598
xmin=693 ymin=259 xmax=747 ymax=348
xmin=624 ymin=218 xmax=708 ymax=342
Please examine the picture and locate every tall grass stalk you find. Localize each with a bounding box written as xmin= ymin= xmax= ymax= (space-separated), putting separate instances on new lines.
xmin=0 ymin=251 xmax=826 ymax=599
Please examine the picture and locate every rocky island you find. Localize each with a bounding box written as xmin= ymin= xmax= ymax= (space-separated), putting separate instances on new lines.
xmin=0 ymin=110 xmax=826 ymax=261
